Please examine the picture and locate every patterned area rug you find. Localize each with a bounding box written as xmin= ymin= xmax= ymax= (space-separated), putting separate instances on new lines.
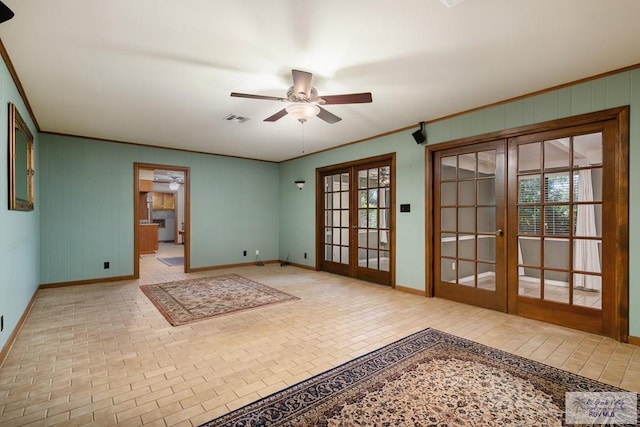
xmin=157 ymin=256 xmax=184 ymax=266
xmin=201 ymin=328 xmax=637 ymax=426
xmin=140 ymin=274 xmax=299 ymax=326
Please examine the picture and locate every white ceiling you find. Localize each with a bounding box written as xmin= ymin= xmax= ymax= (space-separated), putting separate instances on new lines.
xmin=1 ymin=0 xmax=639 ymax=162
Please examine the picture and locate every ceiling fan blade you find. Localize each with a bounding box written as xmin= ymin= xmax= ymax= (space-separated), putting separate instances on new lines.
xmin=321 ymin=93 xmax=373 ymax=105
xmin=317 ymin=107 xmax=342 ymax=124
xmin=231 ymin=92 xmax=287 ymax=102
xmin=264 ymin=108 xmax=288 ymax=122
xmin=291 ymin=69 xmax=313 ymax=99
xmin=0 ymin=1 xmax=14 ymax=23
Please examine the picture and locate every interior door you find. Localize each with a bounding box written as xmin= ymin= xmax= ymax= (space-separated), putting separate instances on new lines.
xmin=318 ymin=156 xmax=394 ymax=286
xmin=508 ymin=123 xmax=612 ymax=335
xmin=434 ymin=141 xmax=507 ymax=311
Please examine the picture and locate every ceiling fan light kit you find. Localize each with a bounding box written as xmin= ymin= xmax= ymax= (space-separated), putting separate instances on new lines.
xmin=231 ymin=69 xmax=372 ymax=124
xmin=285 ymin=103 xmax=320 ymax=123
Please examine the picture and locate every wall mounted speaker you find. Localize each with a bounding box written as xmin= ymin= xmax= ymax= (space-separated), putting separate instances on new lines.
xmin=412 ymin=129 xmax=426 ymax=144
xmin=412 ymin=122 xmax=426 ymax=144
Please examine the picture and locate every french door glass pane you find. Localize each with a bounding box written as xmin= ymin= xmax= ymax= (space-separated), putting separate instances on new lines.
xmin=573 ymin=239 xmax=602 ymax=272
xmin=458 ymin=181 xmax=475 ymax=205
xmin=379 ymin=209 xmax=390 ymax=229
xmin=441 ymin=156 xmax=457 ymax=180
xmin=573 ymin=273 xmax=602 ymax=309
xmin=441 ymin=182 xmax=457 ymax=205
xmin=544 ymin=138 xmax=570 ymax=169
xmin=341 ymin=247 xmax=349 ymax=264
xmin=459 ymin=153 xmax=476 ymax=179
xmin=340 ymin=191 xmax=349 ymax=208
xmin=573 ymin=133 xmax=602 ymax=166
xmin=518 ymin=175 xmax=541 ymax=203
xmin=340 ymin=228 xmax=349 ymax=245
xmin=380 ymin=251 xmax=390 ymax=272
xmin=458 ymin=208 xmax=475 ymax=233
xmin=544 ymin=271 xmax=569 ymax=304
xmin=441 ymin=258 xmax=455 ymax=282
xmin=358 ymin=248 xmax=367 ymax=266
xmin=477 ymin=150 xmax=496 ymax=176
xmin=544 ymin=172 xmax=570 ymax=203
xmin=332 ymin=228 xmax=340 ymax=244
xmin=544 ymin=238 xmax=569 ymax=270
xmin=332 ymin=246 xmax=341 ymax=263
xmin=478 ymin=178 xmax=496 ymax=204
xmin=478 ymin=236 xmax=496 ymax=262
xmin=518 ymin=143 xmax=540 ymax=173
xmin=441 ymin=208 xmax=456 ymax=231
xmin=477 ymin=207 xmax=495 ymax=233
xmin=441 ymin=233 xmax=455 ymax=257
xmin=519 ymin=272 xmax=541 ymax=298
xmin=368 ymin=189 xmax=378 ymax=207
xmin=478 ymin=263 xmax=496 ymax=291
xmin=457 ymin=260 xmax=475 ymax=286
xmin=367 ymin=230 xmax=377 ymax=249
xmin=458 ymin=237 xmax=475 ymax=259
xmin=358 ymin=190 xmax=367 ymax=208
xmin=340 ymin=210 xmax=349 ymax=226
xmin=518 ymin=206 xmax=541 ymax=235
xmin=379 ymin=166 xmax=390 ymax=187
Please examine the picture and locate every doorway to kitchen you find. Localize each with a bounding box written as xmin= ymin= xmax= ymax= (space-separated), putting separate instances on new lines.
xmin=134 ymin=163 xmax=190 ymax=279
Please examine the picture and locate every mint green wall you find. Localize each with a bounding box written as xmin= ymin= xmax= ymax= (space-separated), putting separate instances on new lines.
xmin=279 ymin=131 xmax=426 ymax=289
xmin=0 ymin=62 xmax=40 ymax=351
xmin=279 ymin=68 xmax=640 ymax=337
xmin=38 ymin=134 xmax=279 ymax=284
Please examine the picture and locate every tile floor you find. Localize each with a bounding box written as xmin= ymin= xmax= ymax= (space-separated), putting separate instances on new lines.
xmin=0 ymin=243 xmax=638 ymax=426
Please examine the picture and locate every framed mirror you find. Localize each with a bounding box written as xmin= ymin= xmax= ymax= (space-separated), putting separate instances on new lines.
xmin=8 ymin=103 xmax=34 ymax=211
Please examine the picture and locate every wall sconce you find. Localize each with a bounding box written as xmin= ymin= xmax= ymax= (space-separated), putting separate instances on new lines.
xmin=295 ymin=180 xmax=305 ymax=190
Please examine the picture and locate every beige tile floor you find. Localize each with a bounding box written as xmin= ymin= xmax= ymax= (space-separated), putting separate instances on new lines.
xmin=1 ymin=243 xmax=639 ymax=426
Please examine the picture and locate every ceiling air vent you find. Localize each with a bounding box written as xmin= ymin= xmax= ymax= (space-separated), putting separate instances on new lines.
xmin=224 ymin=114 xmax=250 ymax=123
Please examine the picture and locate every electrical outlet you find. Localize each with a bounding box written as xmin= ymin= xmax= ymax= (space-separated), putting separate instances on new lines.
xmin=304 ymin=252 xmax=307 ymax=259
xmin=243 ymin=250 xmax=247 ymax=256
xmin=104 ymin=261 xmax=110 ymax=269
xmin=451 ymin=262 xmax=456 ymax=270
xmin=255 ymin=250 xmax=259 ymax=256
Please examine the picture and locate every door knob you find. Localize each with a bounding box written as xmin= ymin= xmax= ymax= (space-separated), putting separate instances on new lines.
xmin=496 ymin=229 xmax=504 ymax=237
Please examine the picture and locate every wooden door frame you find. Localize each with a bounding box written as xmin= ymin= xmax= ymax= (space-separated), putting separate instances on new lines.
xmin=315 ymin=153 xmax=396 ymax=287
xmin=425 ymin=107 xmax=629 ymax=341
xmin=133 ymin=162 xmax=191 ymax=279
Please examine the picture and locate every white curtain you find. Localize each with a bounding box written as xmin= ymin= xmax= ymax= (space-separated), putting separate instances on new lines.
xmin=573 ymin=169 xmax=601 ymax=290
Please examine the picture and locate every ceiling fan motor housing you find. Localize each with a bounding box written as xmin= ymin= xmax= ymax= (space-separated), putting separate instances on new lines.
xmin=287 ymin=86 xmax=319 ymax=103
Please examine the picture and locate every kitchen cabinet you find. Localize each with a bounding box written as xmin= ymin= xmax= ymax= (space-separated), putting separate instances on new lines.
xmin=139 ymin=179 xmax=153 ymax=192
xmin=139 ymin=224 xmax=159 ymax=254
xmin=152 ymin=192 xmax=174 ymax=210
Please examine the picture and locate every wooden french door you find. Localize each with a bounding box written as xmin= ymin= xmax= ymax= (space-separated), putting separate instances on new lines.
xmin=430 ymin=108 xmax=628 ymax=339
xmin=317 ymin=154 xmax=394 ymax=286
xmin=507 ymin=121 xmax=617 ymax=336
xmin=434 ymin=141 xmax=507 ymax=311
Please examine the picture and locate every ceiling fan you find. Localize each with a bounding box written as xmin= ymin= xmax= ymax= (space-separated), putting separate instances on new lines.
xmin=230 ymin=69 xmax=372 ymax=124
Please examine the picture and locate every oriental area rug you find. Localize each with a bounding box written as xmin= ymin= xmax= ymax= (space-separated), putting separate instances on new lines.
xmin=201 ymin=328 xmax=638 ymax=427
xmin=140 ymin=274 xmax=299 ymax=326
